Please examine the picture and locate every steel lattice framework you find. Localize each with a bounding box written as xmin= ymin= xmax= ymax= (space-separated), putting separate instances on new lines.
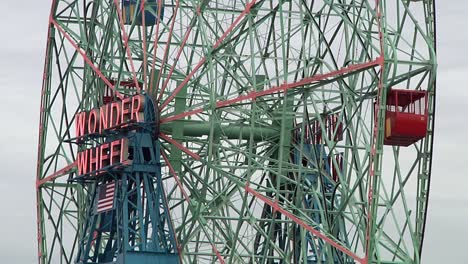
xmin=36 ymin=0 xmax=437 ymax=263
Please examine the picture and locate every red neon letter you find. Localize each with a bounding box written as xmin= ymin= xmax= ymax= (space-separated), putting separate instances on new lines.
xmin=110 ymin=139 xmax=121 ymax=165
xmin=131 ymin=95 xmax=145 ymax=122
xmin=110 ymin=102 xmax=121 ymax=128
xmin=77 ymin=150 xmax=89 ymax=175
xmin=121 ymin=97 xmax=132 ymax=125
xmin=75 ymin=112 xmax=87 ymax=138
xmin=99 ymin=104 xmax=109 ymax=133
xmin=100 ymin=142 xmax=110 ymax=169
xmin=88 ymin=109 xmax=99 ymax=134
xmin=89 ymin=146 xmax=100 ymax=172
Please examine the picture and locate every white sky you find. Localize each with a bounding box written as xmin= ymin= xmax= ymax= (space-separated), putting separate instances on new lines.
xmin=0 ymin=1 xmax=466 ymax=263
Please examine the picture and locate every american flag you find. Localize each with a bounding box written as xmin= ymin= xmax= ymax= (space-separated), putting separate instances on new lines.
xmin=96 ymin=181 xmax=116 ymax=213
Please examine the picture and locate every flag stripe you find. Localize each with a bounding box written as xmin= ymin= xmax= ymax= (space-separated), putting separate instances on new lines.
xmin=98 ymin=200 xmax=113 ymax=207
xmin=99 ymin=197 xmax=114 ymax=203
xmin=98 ymin=204 xmax=113 ymax=208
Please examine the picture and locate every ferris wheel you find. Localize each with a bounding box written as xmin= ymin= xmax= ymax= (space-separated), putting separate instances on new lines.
xmin=36 ymin=0 xmax=437 ymax=263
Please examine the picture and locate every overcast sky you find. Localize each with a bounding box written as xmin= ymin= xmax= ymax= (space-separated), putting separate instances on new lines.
xmin=0 ymin=1 xmax=466 ymax=263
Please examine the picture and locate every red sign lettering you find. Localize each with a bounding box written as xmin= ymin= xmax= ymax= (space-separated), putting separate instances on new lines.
xmin=76 ymin=139 xmax=130 ymax=176
xmin=74 ymin=94 xmax=145 ymax=138
xmin=75 ymin=112 xmax=87 ymax=138
xmin=77 ymin=150 xmax=89 ymax=175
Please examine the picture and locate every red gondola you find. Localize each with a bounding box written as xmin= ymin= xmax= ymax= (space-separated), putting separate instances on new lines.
xmin=384 ymin=89 xmax=428 ymax=146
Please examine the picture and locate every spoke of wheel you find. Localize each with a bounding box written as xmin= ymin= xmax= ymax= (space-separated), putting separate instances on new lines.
xmin=161 ymin=151 xmax=190 ymax=202
xmin=36 ymin=162 xmax=77 ymax=187
xmin=161 ymin=58 xmax=381 ymax=124
xmin=159 ymin=0 xmax=258 ymax=110
xmin=112 ymin=0 xmax=141 ymax=91
xmin=149 ymin=0 xmax=164 ymax=94
xmin=141 ymin=0 xmax=148 ymax=91
xmin=156 ymin=0 xmax=180 ymax=99
xmin=50 ymin=19 xmax=124 ymax=99
xmin=159 ymin=132 xmax=201 ymax=160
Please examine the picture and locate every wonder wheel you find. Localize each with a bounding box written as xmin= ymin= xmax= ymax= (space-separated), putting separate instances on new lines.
xmin=36 ymin=0 xmax=437 ymax=263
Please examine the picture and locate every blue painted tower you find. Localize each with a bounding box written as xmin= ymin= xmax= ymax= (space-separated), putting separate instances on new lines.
xmin=293 ymin=114 xmax=351 ymax=264
xmin=73 ymin=95 xmax=180 ymax=264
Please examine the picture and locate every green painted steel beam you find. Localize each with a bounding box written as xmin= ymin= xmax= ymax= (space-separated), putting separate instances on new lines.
xmin=161 ymin=121 xmax=279 ymax=141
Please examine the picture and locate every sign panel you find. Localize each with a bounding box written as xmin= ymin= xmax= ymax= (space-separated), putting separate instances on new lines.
xmin=74 ymin=94 xmax=144 ymax=177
